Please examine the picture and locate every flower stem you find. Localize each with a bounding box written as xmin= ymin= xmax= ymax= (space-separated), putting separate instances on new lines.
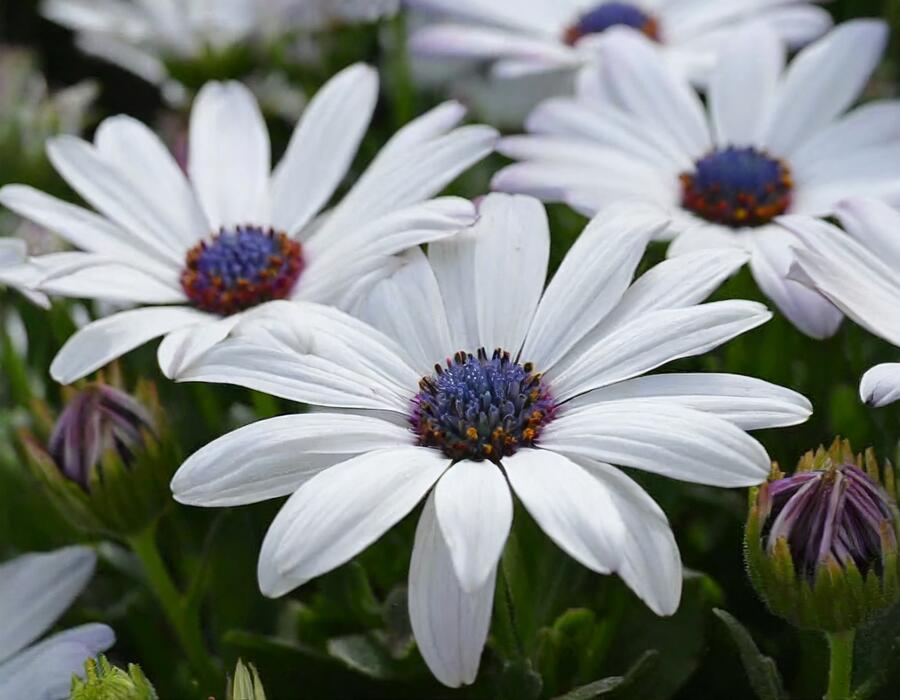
xmin=128 ymin=524 xmax=221 ymax=692
xmin=499 ymin=560 xmax=525 ymax=659
xmin=825 ymin=630 xmax=855 ymax=700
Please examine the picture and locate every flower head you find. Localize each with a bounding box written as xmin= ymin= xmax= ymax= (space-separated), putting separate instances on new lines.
xmin=746 ymin=440 xmax=900 ymax=632
xmin=0 ymin=547 xmax=115 ymax=700
xmin=408 ymin=0 xmax=830 ymax=86
xmin=171 ymin=193 xmax=811 ymax=687
xmin=22 ymin=380 xmax=175 ymax=536
xmin=494 ymin=21 xmax=900 ymax=340
xmin=0 ymin=65 xmax=496 ymax=383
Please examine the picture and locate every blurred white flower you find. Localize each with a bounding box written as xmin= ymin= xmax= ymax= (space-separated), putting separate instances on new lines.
xmin=0 ymin=64 xmax=496 ymax=384
xmin=41 ymin=0 xmax=398 ymax=101
xmin=171 ymin=193 xmax=811 ymax=688
xmin=407 ymin=0 xmax=831 ymax=86
xmin=0 ymin=238 xmax=49 ymax=308
xmin=785 ymin=199 xmax=900 ymax=408
xmin=494 ymin=21 xmax=900 ymax=340
xmin=0 ymin=546 xmax=115 ymax=700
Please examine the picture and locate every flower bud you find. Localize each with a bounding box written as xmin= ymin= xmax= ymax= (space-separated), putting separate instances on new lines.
xmin=21 ymin=380 xmax=177 ymax=537
xmin=228 ymin=659 xmax=267 ymax=700
xmin=745 ymin=439 xmax=899 ymax=632
xmin=69 ymin=655 xmax=158 ymax=700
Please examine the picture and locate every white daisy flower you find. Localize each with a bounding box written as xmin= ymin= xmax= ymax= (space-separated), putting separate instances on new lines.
xmin=0 ymin=546 xmax=115 ymax=700
xmin=0 ymin=238 xmax=49 ymax=308
xmin=171 ymin=193 xmax=811 ymax=687
xmin=0 ymin=63 xmax=496 ymax=384
xmin=494 ymin=21 xmax=900 ymax=340
xmin=407 ymin=0 xmax=831 ymax=86
xmin=783 ymin=198 xmax=900 ymax=408
xmin=41 ymin=0 xmax=398 ymax=100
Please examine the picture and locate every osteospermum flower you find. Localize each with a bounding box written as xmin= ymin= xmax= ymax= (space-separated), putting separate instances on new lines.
xmin=783 ymin=199 xmax=900 ymax=408
xmin=407 ymin=0 xmax=831 ymax=85
xmin=0 ymin=64 xmax=496 ymax=383
xmin=41 ymin=0 xmax=398 ymax=101
xmin=171 ymin=194 xmax=811 ymax=687
xmin=494 ymin=21 xmax=900 ymax=339
xmin=0 ymin=546 xmax=114 ymax=700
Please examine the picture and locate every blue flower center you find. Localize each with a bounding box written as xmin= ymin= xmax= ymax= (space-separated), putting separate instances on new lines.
xmin=565 ymin=2 xmax=660 ymax=44
xmin=411 ymin=349 xmax=556 ymax=462
xmin=181 ymin=225 xmax=304 ymax=316
xmin=680 ymin=147 xmax=793 ymax=228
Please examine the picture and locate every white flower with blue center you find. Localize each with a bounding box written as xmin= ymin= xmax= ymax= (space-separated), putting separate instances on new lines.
xmin=494 ymin=20 xmax=900 ymax=340
xmin=784 ymin=199 xmax=900 ymax=408
xmin=0 ymin=64 xmax=497 ymax=384
xmin=407 ymin=0 xmax=831 ymax=86
xmin=41 ymin=0 xmax=398 ymax=101
xmin=170 ymin=193 xmax=811 ymax=688
xmin=0 ymin=546 xmax=114 ymax=700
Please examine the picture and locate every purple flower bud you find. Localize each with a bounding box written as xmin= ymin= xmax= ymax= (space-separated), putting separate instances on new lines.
xmin=763 ymin=464 xmax=897 ymax=583
xmin=47 ymin=384 xmax=156 ymax=490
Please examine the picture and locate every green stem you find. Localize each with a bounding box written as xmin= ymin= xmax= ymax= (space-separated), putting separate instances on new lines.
xmin=499 ymin=560 xmax=525 ymax=659
xmin=825 ymin=630 xmax=855 ymax=700
xmin=128 ymin=525 xmax=221 ymax=692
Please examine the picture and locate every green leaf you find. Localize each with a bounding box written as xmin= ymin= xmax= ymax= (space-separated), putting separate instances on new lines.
xmin=552 ymin=650 xmax=659 ymax=700
xmin=713 ymin=608 xmax=785 ymax=700
xmin=498 ymin=659 xmax=543 ymax=700
xmin=327 ymin=634 xmax=395 ymax=680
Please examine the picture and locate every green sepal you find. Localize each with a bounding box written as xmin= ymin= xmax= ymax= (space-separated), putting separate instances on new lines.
xmin=69 ymin=655 xmax=158 ymax=700
xmin=228 ymin=659 xmax=267 ymax=700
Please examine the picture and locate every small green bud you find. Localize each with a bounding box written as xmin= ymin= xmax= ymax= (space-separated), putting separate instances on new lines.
xmin=21 ymin=379 xmax=179 ymax=538
xmin=69 ymin=655 xmax=158 ymax=700
xmin=745 ymin=439 xmax=900 ymax=632
xmin=228 ymin=659 xmax=267 ymax=700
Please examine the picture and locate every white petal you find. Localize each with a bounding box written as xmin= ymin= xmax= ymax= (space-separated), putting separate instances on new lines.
xmin=33 ymin=255 xmax=183 ymax=304
xmin=784 ymin=215 xmax=900 ymax=346
xmin=504 ymin=448 xmax=625 ymax=574
xmin=566 ymin=372 xmax=811 ymax=430
xmin=709 ymin=24 xmax=783 ymax=147
xmin=404 ymin=0 xmax=564 ymax=34
xmin=172 ymin=413 xmax=414 ymax=506
xmin=50 ymin=306 xmax=210 ymax=384
xmin=521 ymin=201 xmax=669 ymax=370
xmin=188 ymin=81 xmax=270 ymax=228
xmin=542 ymin=401 xmax=770 ymax=487
xmin=597 ymin=30 xmax=711 ymax=159
xmin=46 ymin=137 xmax=187 ymax=266
xmin=94 ymin=115 xmax=209 ymax=245
xmin=434 ymin=460 xmax=512 ymax=592
xmin=410 ymin=23 xmax=571 ymax=65
xmin=763 ymin=20 xmax=889 ymax=156
xmin=178 ymin=301 xmax=419 ymax=411
xmin=597 ymin=248 xmax=750 ymax=331
xmin=358 ymin=249 xmax=453 ymax=373
xmin=298 ymin=197 xmax=476 ymax=305
xmin=0 ymin=547 xmax=96 ymax=664
xmin=156 ymin=314 xmax=241 ymax=379
xmin=749 ymin=228 xmax=844 ymax=339
xmin=666 ymin=224 xmax=747 ymax=258
xmin=0 ymin=624 xmax=115 ymax=700
xmin=258 ymin=447 xmax=448 ymax=596
xmin=271 ymin=64 xmax=378 ymax=235
xmin=0 ymin=185 xmax=176 ymax=277
xmin=836 ymin=197 xmax=900 ymax=270
xmin=549 ymin=301 xmax=771 ymax=402
xmin=315 ymin=120 xmax=496 ymax=241
xmin=860 ymin=363 xmax=900 ymax=407
xmin=470 ymin=194 xmax=549 ymax=353
xmin=575 ymin=458 xmax=681 ymax=615
xmin=408 ymin=491 xmax=495 ymax=689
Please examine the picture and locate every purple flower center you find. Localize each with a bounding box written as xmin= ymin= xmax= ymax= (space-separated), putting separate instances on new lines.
xmin=764 ymin=464 xmax=897 ymax=582
xmin=565 ymin=2 xmax=660 ymax=45
xmin=680 ymin=146 xmax=793 ymax=228
xmin=411 ymin=349 xmax=556 ymax=462
xmin=181 ymin=225 xmax=304 ymax=316
xmin=48 ymin=385 xmax=156 ymax=490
